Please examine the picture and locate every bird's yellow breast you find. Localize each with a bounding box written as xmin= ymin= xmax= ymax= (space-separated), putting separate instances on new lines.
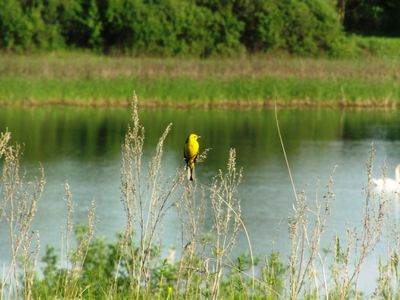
xmin=184 ymin=134 xmax=199 ymax=165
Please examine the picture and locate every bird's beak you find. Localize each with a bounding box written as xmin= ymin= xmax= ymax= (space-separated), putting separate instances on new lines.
xmin=197 ymin=136 xmax=201 ymax=139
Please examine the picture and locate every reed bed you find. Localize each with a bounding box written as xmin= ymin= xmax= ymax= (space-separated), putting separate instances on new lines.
xmin=1 ymin=54 xmax=400 ymax=80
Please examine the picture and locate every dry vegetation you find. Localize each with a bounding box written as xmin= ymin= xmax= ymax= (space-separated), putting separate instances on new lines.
xmin=1 ymin=53 xmax=400 ymax=81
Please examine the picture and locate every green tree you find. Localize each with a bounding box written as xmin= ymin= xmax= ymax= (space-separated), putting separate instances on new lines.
xmin=23 ymin=0 xmax=65 ymax=49
xmin=0 ymin=0 xmax=32 ymax=50
xmin=0 ymin=0 xmax=347 ymax=55
xmin=236 ymin=0 xmax=343 ymax=54
xmin=85 ymin=0 xmax=103 ymax=49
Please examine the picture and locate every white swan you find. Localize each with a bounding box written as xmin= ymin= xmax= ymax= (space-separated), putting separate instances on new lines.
xmin=373 ymin=165 xmax=400 ymax=224
xmin=373 ymin=164 xmax=400 ymax=196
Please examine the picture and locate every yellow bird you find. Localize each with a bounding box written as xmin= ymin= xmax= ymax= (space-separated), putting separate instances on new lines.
xmin=184 ymin=133 xmax=200 ymax=181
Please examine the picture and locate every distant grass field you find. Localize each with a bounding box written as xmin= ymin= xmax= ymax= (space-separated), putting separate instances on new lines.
xmin=1 ymin=51 xmax=400 ymax=107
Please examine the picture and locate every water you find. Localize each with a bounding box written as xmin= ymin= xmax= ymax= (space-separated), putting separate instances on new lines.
xmin=1 ymin=107 xmax=400 ymax=292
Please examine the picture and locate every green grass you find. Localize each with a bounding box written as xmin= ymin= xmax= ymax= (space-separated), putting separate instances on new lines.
xmin=29 ymin=229 xmax=284 ymax=300
xmin=0 ymin=75 xmax=399 ymax=106
xmin=348 ymin=35 xmax=400 ymax=58
xmin=1 ymin=43 xmax=400 ymax=107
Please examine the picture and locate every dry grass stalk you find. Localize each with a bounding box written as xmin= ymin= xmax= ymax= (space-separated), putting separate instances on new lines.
xmin=0 ymin=131 xmax=11 ymax=159
xmin=329 ymin=145 xmax=386 ymax=299
xmin=173 ymin=147 xmax=215 ymax=298
xmin=118 ymin=92 xmax=186 ymax=299
xmin=117 ymin=94 xmax=249 ymax=300
xmin=209 ymin=149 xmax=242 ymax=300
xmin=117 ymin=91 xmax=145 ymax=296
xmin=63 ymin=182 xmax=74 ymax=271
xmin=54 ymin=175 xmax=95 ymax=300
xmin=174 ymin=146 xmax=252 ymax=299
xmin=368 ymin=161 xmax=400 ymax=298
xmin=0 ymin=133 xmax=45 ymax=300
xmin=287 ymin=168 xmax=336 ymax=299
xmin=175 ymin=181 xmax=208 ymax=298
xmin=276 ymin=104 xmax=337 ymax=299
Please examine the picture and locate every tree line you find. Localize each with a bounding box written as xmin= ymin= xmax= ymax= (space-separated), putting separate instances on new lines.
xmin=0 ymin=0 xmax=399 ymax=56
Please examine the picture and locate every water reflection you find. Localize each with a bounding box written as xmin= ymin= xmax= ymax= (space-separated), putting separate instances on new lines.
xmin=2 ymin=108 xmax=400 ymax=163
xmin=1 ymin=107 xmax=400 ymax=292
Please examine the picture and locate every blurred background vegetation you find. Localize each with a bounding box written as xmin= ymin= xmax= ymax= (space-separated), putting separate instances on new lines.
xmin=0 ymin=0 xmax=399 ymax=57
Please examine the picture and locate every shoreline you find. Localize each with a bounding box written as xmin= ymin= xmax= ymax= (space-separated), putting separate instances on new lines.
xmin=0 ymin=99 xmax=398 ymax=109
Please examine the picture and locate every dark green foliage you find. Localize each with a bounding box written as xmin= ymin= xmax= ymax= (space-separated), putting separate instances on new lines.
xmin=274 ymin=0 xmax=341 ymax=54
xmin=3 ymin=0 xmax=398 ymax=56
xmin=103 ymin=0 xmax=234 ymax=56
xmin=0 ymin=0 xmax=345 ymax=56
xmin=0 ymin=0 xmax=32 ymax=50
xmin=231 ymin=0 xmax=343 ymax=55
xmin=343 ymin=0 xmax=400 ymax=36
xmin=31 ymin=229 xmax=129 ymax=298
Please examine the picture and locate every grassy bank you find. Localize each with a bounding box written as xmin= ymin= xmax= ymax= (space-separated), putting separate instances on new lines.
xmin=1 ymin=53 xmax=400 ymax=108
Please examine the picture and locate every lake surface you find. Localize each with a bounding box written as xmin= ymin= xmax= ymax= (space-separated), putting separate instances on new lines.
xmin=1 ymin=107 xmax=400 ymax=292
